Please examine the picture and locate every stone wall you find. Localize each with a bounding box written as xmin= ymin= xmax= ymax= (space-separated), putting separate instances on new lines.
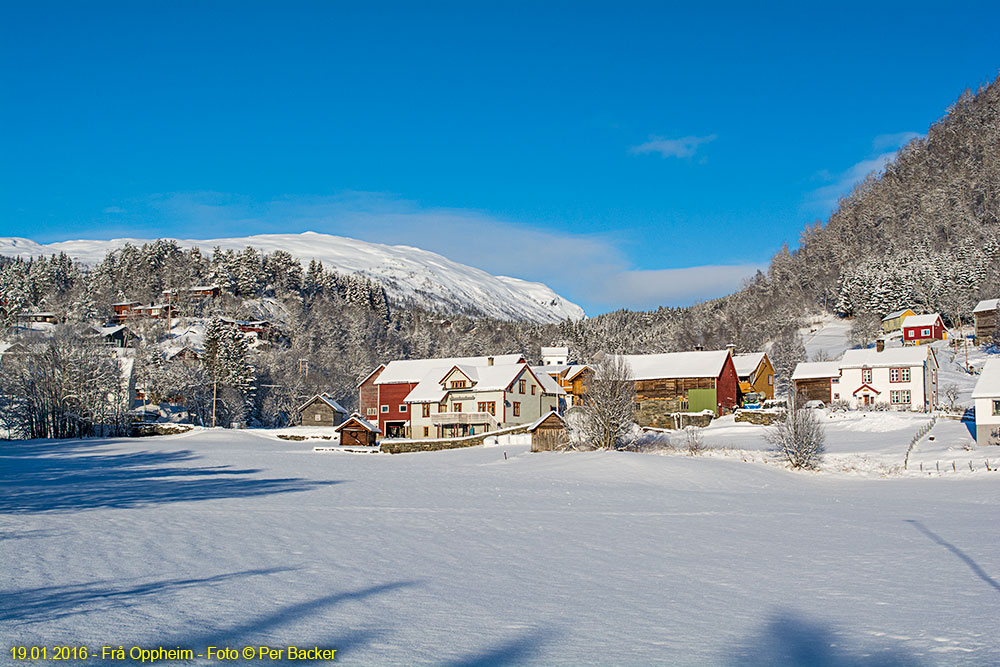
xmin=381 ymin=423 xmax=533 ymax=454
xmin=734 ymin=409 xmax=784 ymax=426
xmin=636 ymin=398 xmax=714 ymax=429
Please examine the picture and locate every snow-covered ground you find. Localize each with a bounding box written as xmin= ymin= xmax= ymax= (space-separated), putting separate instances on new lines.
xmin=3 ymin=427 xmax=999 ymax=665
xmin=0 ymin=233 xmax=585 ymax=324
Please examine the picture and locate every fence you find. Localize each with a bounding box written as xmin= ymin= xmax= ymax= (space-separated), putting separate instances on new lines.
xmin=903 ymin=416 xmax=936 ymax=470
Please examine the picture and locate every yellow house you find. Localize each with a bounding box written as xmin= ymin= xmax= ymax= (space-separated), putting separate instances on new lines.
xmin=881 ymin=308 xmax=916 ymax=334
xmin=732 ymin=352 xmax=775 ymax=401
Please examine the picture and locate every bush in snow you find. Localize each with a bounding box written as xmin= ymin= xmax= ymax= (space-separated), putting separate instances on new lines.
xmin=684 ymin=426 xmax=706 ymax=455
xmin=766 ymin=402 xmax=826 ymax=470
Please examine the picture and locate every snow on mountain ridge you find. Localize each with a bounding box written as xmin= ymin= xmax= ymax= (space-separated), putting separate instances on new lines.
xmin=0 ymin=232 xmax=585 ymax=323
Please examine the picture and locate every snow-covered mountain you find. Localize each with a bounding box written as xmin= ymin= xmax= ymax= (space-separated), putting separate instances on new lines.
xmin=0 ymin=232 xmax=585 ymax=323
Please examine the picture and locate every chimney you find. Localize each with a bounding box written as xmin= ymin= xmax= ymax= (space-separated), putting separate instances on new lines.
xmin=726 ymin=344 xmax=736 ymax=357
xmin=487 ymin=356 xmax=494 ymax=366
xmin=876 ymin=339 xmax=885 ymax=352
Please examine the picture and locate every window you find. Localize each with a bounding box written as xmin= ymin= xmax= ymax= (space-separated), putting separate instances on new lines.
xmin=453 ymin=402 xmax=462 ymax=413
xmin=890 ymin=390 xmax=911 ymax=405
xmin=531 ymin=384 xmax=536 ymax=395
xmin=367 ymin=407 xmax=377 ymax=416
xmin=438 ymin=403 xmax=446 ymax=413
xmin=833 ymin=393 xmax=840 ymax=400
xmin=450 ymin=380 xmax=467 ymax=389
xmin=993 ymin=400 xmax=1000 ymax=417
xmin=399 ymin=404 xmax=407 ymax=412
xmin=314 ymin=413 xmax=322 ymax=422
xmin=423 ymin=426 xmax=429 ymax=437
xmin=422 ymin=404 xmax=431 ymax=418
xmin=768 ymin=374 xmax=773 ymax=386
xmin=487 ymin=401 xmax=496 ymax=416
xmin=513 ymin=402 xmax=520 ymax=417
xmin=477 ymin=401 xmax=488 ymax=413
xmin=518 ymin=379 xmax=526 ymax=393
xmin=921 ymin=328 xmax=931 ymax=337
xmin=862 ymin=368 xmax=872 ymax=383
xmin=831 ymin=377 xmax=839 ymax=384
xmin=890 ymin=368 xmax=911 ymax=383
xmin=381 ymin=405 xmax=389 ymax=413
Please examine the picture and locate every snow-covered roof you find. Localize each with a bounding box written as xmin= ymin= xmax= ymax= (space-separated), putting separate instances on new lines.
xmin=791 ymin=361 xmax=841 ymax=381
xmin=299 ymin=393 xmax=347 ymax=414
xmin=974 ymin=299 xmax=999 ymax=314
xmin=613 ymin=350 xmax=731 ymax=381
xmin=840 ymin=347 xmax=929 ymax=369
xmin=881 ymin=308 xmax=913 ymax=321
xmin=334 ymin=412 xmax=382 ymax=434
xmin=972 ymin=359 xmax=1000 ymax=399
xmin=535 ymin=370 xmax=566 ymax=395
xmin=540 ymin=346 xmax=568 ymax=355
xmin=96 ymin=325 xmax=128 ymax=336
xmin=526 ymin=411 xmax=566 ymax=432
xmin=405 ymin=363 xmax=563 ymax=403
xmin=732 ymin=352 xmax=766 ymax=377
xmin=375 ymin=354 xmax=524 ymax=385
xmin=901 ymin=313 xmax=942 ymax=328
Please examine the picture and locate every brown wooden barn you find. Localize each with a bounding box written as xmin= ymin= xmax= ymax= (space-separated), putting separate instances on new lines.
xmin=791 ymin=361 xmax=842 ymax=404
xmin=299 ymin=393 xmax=348 ymax=427
xmin=334 ymin=412 xmax=382 ymax=447
xmin=528 ymin=411 xmax=568 ymax=452
xmin=974 ymin=299 xmax=998 ymax=343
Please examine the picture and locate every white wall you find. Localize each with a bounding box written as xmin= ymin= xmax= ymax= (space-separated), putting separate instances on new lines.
xmin=839 ymin=364 xmax=928 ymax=411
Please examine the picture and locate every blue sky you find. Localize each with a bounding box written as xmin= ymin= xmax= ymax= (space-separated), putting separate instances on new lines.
xmin=1 ymin=2 xmax=998 ymax=315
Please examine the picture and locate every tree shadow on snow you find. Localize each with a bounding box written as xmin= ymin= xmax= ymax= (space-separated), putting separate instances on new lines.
xmin=442 ymin=628 xmax=558 ymax=667
xmin=905 ymin=519 xmax=1000 ymax=593
xmin=727 ymin=612 xmax=922 ymax=666
xmin=0 ymin=568 xmax=295 ymax=624
xmin=0 ymin=444 xmax=339 ymax=514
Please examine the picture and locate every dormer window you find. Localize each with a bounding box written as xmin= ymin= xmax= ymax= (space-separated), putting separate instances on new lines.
xmin=450 ymin=380 xmax=467 ymax=389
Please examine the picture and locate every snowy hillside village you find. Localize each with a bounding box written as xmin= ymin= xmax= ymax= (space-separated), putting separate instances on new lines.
xmin=2 ymin=265 xmax=1000 ymax=465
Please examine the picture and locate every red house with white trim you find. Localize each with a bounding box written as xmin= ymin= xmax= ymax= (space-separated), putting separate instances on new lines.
xmin=901 ymin=313 xmax=947 ymax=345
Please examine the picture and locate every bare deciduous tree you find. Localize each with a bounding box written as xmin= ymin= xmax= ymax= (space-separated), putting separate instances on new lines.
xmin=765 ymin=401 xmax=826 ymax=469
xmin=578 ymin=354 xmax=636 ymax=450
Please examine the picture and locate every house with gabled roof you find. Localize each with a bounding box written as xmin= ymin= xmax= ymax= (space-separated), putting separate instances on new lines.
xmin=404 ymin=362 xmax=562 ymax=439
xmin=839 ymin=346 xmax=938 ymax=410
xmin=881 ymin=308 xmax=916 ymax=333
xmin=299 ymin=393 xmax=348 ymax=427
xmin=901 ymin=313 xmax=948 ymax=345
xmin=334 ymin=412 xmax=382 ymax=447
xmin=792 ymin=361 xmax=842 ymax=404
xmin=732 ymin=352 xmax=775 ymax=402
xmin=358 ymin=353 xmax=525 ymax=438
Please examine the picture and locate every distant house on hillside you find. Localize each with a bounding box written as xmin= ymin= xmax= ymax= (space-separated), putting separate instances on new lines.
xmin=615 ymin=350 xmax=740 ymax=427
xmin=881 ymin=308 xmax=916 ymax=334
xmin=112 ymin=301 xmax=141 ymax=323
xmin=732 ymin=352 xmax=775 ymax=402
xmin=973 ymin=299 xmax=998 ymax=344
xmin=540 ymin=346 xmax=569 ymax=366
xmin=791 ymin=362 xmax=842 ymax=404
xmin=839 ymin=346 xmax=938 ymax=411
xmin=901 ymin=313 xmax=947 ymax=345
xmin=90 ymin=325 xmax=139 ymax=348
xmin=972 ymin=358 xmax=1000 ymax=446
xmin=299 ymin=393 xmax=348 ymax=427
xmin=162 ymin=285 xmax=221 ymax=303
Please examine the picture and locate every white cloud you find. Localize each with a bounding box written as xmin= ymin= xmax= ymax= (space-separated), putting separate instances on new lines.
xmin=806 ymin=131 xmax=924 ymax=212
xmin=629 ymin=134 xmax=717 ymax=158
xmin=590 ymin=264 xmax=765 ymax=310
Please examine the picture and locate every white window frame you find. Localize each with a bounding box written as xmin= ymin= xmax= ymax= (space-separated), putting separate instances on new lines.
xmin=381 ymin=405 xmax=389 ymax=413
xmin=399 ymin=404 xmax=407 ymax=412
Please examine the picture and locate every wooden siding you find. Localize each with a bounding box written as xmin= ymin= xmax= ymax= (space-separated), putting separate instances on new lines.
xmin=794 ymin=378 xmax=832 ymax=403
xmin=530 ymin=414 xmax=568 ymax=452
xmin=358 ymin=366 xmax=384 ymax=420
xmin=975 ymin=309 xmax=997 ymax=342
xmin=340 ymin=425 xmax=378 ymax=447
xmin=301 ymin=402 xmax=344 ymax=427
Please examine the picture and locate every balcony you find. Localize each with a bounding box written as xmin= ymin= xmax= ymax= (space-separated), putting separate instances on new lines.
xmin=430 ymin=412 xmax=499 ymax=427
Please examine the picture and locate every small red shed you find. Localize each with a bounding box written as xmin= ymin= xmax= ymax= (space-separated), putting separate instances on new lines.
xmin=334 ymin=412 xmax=382 ymax=447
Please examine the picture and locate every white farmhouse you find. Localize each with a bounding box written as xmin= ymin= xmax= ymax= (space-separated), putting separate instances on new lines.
xmin=972 ymin=358 xmax=1000 ymax=446
xmin=405 ymin=363 xmax=563 ymax=439
xmin=839 ymin=346 xmax=938 ymax=411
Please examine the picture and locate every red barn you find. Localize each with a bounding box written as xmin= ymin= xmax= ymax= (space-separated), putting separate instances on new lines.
xmin=357 ymin=354 xmax=525 ymax=438
xmin=901 ymin=313 xmax=947 ymax=345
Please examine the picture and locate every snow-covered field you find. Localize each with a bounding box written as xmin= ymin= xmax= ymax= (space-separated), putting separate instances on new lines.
xmin=4 ymin=425 xmax=999 ymax=665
